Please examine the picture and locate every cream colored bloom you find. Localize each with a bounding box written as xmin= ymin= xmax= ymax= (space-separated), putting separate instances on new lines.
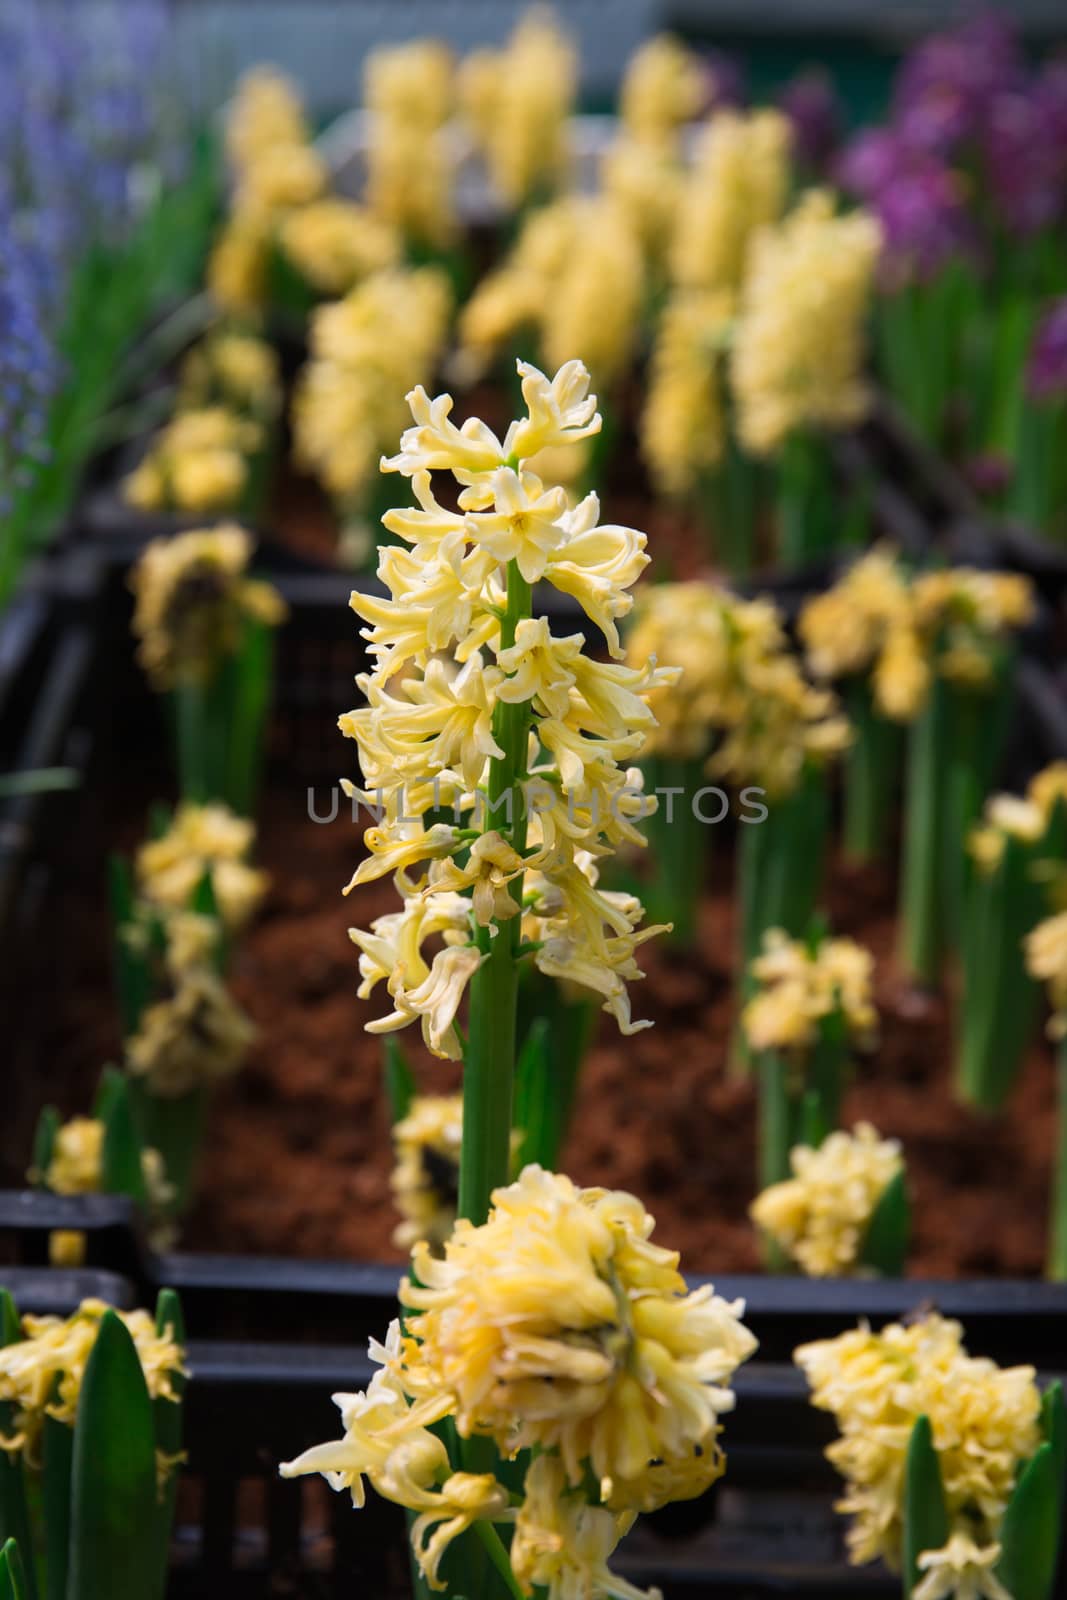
xmin=400 ymin=1165 xmax=757 ymax=1507
xmin=743 ymin=928 xmax=877 ymax=1056
xmin=968 ymin=793 xmax=1048 ymax=876
xmin=732 ymin=190 xmax=881 ymax=455
xmin=914 ymin=1536 xmax=1013 ymax=1600
xmin=795 ymin=1314 xmax=1041 ymax=1569
xmin=124 ymin=407 xmax=263 ymax=516
xmin=346 ymin=359 xmax=671 ymax=1049
xmin=671 ymin=109 xmax=791 ymax=292
xmin=751 ymin=1124 xmax=902 ymax=1277
xmin=280 ymin=1320 xmax=507 ymax=1590
xmin=35 ymin=1118 xmax=175 ymax=1256
xmin=1026 ymin=910 xmax=1067 ymax=1038
xmin=363 ymin=40 xmax=456 ymax=246
xmin=512 ymin=1454 xmax=660 ymax=1600
xmin=137 ymin=803 xmax=267 ymax=932
xmin=130 ymin=523 xmax=286 ymax=690
xmin=642 ymin=290 xmax=733 ymax=496
xmin=293 ymin=268 xmax=451 ymax=507
xmin=0 ymin=1299 xmax=184 ymax=1463
xmin=620 ymin=34 xmax=704 ymax=149
xmin=279 ymin=199 xmax=400 ymax=294
xmin=458 ymin=11 xmax=575 ymax=208
xmin=800 ymin=547 xmax=916 ymax=704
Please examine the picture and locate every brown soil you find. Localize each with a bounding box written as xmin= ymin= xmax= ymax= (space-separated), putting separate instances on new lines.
xmin=28 ymin=764 xmax=1056 ymax=1278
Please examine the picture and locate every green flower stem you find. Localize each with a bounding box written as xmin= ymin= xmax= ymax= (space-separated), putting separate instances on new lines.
xmin=1050 ymin=1035 xmax=1067 ymax=1282
xmin=898 ymin=676 xmax=949 ymax=987
xmin=643 ymin=755 xmax=708 ymax=947
xmin=843 ymin=677 xmax=899 ymax=865
xmin=758 ymin=1051 xmax=793 ymax=1191
xmin=474 ymin=1522 xmax=525 ymax=1600
xmin=457 ymin=561 xmax=533 ymax=1228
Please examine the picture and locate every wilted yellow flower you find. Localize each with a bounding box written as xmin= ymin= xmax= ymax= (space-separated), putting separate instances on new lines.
xmin=126 ymin=967 xmax=254 ymax=1098
xmin=280 ymin=1320 xmax=507 ymax=1588
xmin=458 ymin=11 xmax=575 ymax=208
xmin=390 ymin=1094 xmax=463 ymax=1251
xmin=795 ymin=1313 xmax=1041 ymax=1569
xmin=400 ymin=1165 xmax=757 ymax=1508
xmin=124 ymin=407 xmax=264 ymax=516
xmin=1026 ymin=910 xmax=1067 ymax=1038
xmin=620 ymin=34 xmax=704 ymax=149
xmin=743 ymin=928 xmax=877 ymax=1055
xmin=671 ymin=109 xmax=791 ymax=292
xmin=641 ymin=290 xmax=733 ymax=496
xmin=913 ymin=1536 xmax=1013 ymax=1600
xmin=278 ymin=199 xmax=400 ymax=294
xmin=137 ymin=803 xmax=268 ymax=932
xmin=751 ymin=1123 xmax=902 ymax=1277
xmin=511 ymin=1453 xmax=659 ymax=1600
xmin=178 ymin=330 xmax=281 ymax=420
xmin=732 ymin=189 xmax=881 ymax=456
xmin=293 ymin=268 xmax=451 ymax=508
xmin=0 ymin=1299 xmax=184 ymax=1463
xmin=130 ymin=523 xmax=286 ymax=690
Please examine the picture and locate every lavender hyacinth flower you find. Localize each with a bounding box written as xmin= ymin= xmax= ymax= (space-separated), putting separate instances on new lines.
xmin=1027 ymin=300 xmax=1067 ymax=403
xmin=983 ymin=88 xmax=1067 ymax=237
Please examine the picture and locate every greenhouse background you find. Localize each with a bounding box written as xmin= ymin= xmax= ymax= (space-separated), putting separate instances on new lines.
xmin=1 ymin=1 xmax=1066 ymax=1597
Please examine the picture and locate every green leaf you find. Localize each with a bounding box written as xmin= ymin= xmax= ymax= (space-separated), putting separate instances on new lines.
xmin=100 ymin=1079 xmax=148 ymax=1210
xmin=91 ymin=1066 xmax=124 ymax=1126
xmin=0 ymin=1539 xmax=30 ymax=1600
xmin=384 ymin=1036 xmax=415 ymax=1126
xmin=860 ymin=1168 xmax=910 ymax=1278
xmin=31 ymin=1109 xmax=60 ymax=1187
xmin=68 ymin=1311 xmax=160 ymax=1600
xmin=147 ymin=802 xmax=173 ymax=842
xmin=996 ymin=1442 xmax=1062 ymax=1600
xmin=512 ymin=1019 xmax=556 ymax=1170
xmin=903 ymin=1415 xmax=948 ymax=1594
xmin=108 ymin=857 xmax=150 ymax=1038
xmin=1041 ymin=1380 xmax=1066 ymax=1488
xmin=41 ymin=1416 xmax=72 ymax=1600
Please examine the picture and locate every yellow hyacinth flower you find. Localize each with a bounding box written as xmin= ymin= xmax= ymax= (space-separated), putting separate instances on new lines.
xmin=795 ymin=1313 xmax=1041 ymax=1569
xmin=399 ymin=1165 xmax=757 ymax=1506
xmin=459 ymin=196 xmax=644 ymax=391
xmin=34 ymin=1118 xmax=176 ymax=1259
xmin=458 ymin=11 xmax=576 ymax=209
xmin=225 ymin=67 xmax=309 ymax=180
xmin=732 ymin=189 xmax=881 ymax=456
xmin=0 ymin=1299 xmax=184 ymax=1464
xmin=620 ymin=34 xmax=704 ymax=150
xmin=750 ymin=1123 xmax=902 ymax=1277
xmin=340 ymin=357 xmax=679 ymax=1056
xmin=292 ymin=267 xmax=451 ymax=510
xmin=136 ymin=803 xmax=268 ymax=931
xmin=511 ymin=1454 xmax=660 ymax=1600
xmin=129 ymin=523 xmax=286 ymax=690
xmin=913 ymin=1536 xmax=1013 ymax=1600
xmin=1026 ymin=910 xmax=1067 ymax=1037
xmin=177 ymin=330 xmax=281 ymax=421
xmin=278 ymin=198 xmax=400 ymax=294
xmin=641 ymin=290 xmax=733 ymax=496
xmin=390 ymin=1094 xmax=464 ymax=1251
xmin=363 ymin=40 xmax=456 ymax=247
xmin=124 ymin=407 xmax=264 ymax=516
xmin=671 ymin=109 xmax=792 ymax=293
xmin=742 ymin=928 xmax=877 ymax=1055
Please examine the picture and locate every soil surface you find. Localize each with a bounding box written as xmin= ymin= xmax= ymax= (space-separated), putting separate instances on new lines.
xmin=28 ymin=765 xmax=1057 ymax=1279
